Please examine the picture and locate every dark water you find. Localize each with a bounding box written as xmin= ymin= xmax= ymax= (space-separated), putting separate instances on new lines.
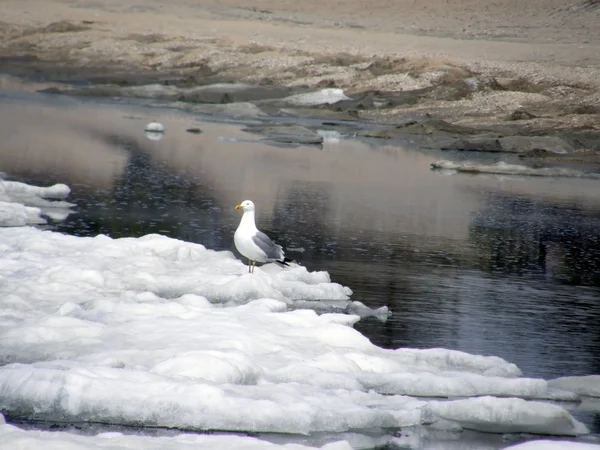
xmin=2 ymin=89 xmax=600 ymax=387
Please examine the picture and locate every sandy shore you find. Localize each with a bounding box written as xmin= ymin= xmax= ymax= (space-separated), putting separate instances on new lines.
xmin=1 ymin=0 xmax=600 ymax=164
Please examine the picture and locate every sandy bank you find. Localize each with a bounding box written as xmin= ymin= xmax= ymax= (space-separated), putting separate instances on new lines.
xmin=1 ymin=0 xmax=600 ymax=168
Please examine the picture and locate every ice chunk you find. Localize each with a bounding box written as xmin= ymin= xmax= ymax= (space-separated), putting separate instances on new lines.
xmin=0 ymin=179 xmax=74 ymax=226
xmin=144 ymin=122 xmax=166 ymax=133
xmin=144 ymin=121 xmax=166 ymax=141
xmin=1 ymin=180 xmax=70 ymax=199
xmin=425 ymin=396 xmax=589 ymax=436
xmin=548 ymin=375 xmax=600 ymax=398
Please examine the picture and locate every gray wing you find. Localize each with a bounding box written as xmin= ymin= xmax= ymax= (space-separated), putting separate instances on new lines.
xmin=252 ymin=231 xmax=284 ymax=260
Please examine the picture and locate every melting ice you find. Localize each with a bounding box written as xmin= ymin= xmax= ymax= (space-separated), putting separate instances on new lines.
xmin=0 ymin=177 xmax=73 ymax=226
xmin=1 ymin=179 xmax=600 ymax=450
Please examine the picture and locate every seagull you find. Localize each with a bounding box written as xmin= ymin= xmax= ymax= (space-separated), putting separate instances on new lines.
xmin=234 ymin=200 xmax=290 ymax=273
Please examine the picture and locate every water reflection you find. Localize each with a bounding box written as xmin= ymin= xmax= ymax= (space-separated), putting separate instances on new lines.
xmin=1 ymin=92 xmax=600 ymax=387
xmin=470 ymin=190 xmax=600 ymax=285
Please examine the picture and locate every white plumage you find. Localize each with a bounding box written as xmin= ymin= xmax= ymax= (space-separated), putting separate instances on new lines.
xmin=234 ymin=200 xmax=287 ymax=273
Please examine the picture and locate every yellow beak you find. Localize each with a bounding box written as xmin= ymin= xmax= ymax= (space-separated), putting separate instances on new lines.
xmin=235 ymin=205 xmax=243 ymax=210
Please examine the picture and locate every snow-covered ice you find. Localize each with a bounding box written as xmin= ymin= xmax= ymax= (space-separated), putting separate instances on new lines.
xmin=0 ymin=179 xmax=595 ymax=445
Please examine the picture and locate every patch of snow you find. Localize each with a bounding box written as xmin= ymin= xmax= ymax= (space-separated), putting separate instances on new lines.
xmin=284 ymin=89 xmax=350 ymax=106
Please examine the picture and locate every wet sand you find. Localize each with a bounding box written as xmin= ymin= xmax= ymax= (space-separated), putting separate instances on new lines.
xmin=1 ymin=0 xmax=600 ymax=166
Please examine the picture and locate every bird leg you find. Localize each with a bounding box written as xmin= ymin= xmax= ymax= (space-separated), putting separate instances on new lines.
xmin=247 ymin=259 xmax=252 ymax=273
xmin=251 ymin=261 xmax=255 ymax=274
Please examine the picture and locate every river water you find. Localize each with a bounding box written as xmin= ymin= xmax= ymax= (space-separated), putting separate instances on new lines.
xmin=1 ymin=89 xmax=600 ymax=438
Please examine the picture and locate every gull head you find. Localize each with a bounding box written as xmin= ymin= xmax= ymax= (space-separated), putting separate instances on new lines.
xmin=235 ymin=200 xmax=255 ymax=212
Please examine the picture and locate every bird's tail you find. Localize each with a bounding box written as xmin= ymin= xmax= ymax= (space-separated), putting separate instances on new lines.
xmin=277 ymin=257 xmax=294 ymax=267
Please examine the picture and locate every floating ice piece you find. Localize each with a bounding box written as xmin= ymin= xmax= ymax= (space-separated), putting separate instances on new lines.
xmin=431 ymin=160 xmax=599 ymax=179
xmin=1 ymin=180 xmax=70 ymax=200
xmin=145 ymin=122 xmax=165 ymax=132
xmin=284 ymin=89 xmax=351 ymax=106
xmin=0 ymin=420 xmax=353 ymax=450
xmin=549 ymin=375 xmax=600 ymax=398
xmin=505 ymin=440 xmax=600 ymax=449
xmin=425 ymin=396 xmax=589 ymax=436
xmin=0 ymin=179 xmax=73 ymax=226
xmin=144 ymin=122 xmax=166 ymax=140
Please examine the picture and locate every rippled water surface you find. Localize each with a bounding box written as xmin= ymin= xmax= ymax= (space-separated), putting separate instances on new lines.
xmin=2 ymin=91 xmax=600 ymax=387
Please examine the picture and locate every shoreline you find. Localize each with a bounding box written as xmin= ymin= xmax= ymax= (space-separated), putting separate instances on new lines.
xmin=1 ymin=0 xmax=600 ymax=170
